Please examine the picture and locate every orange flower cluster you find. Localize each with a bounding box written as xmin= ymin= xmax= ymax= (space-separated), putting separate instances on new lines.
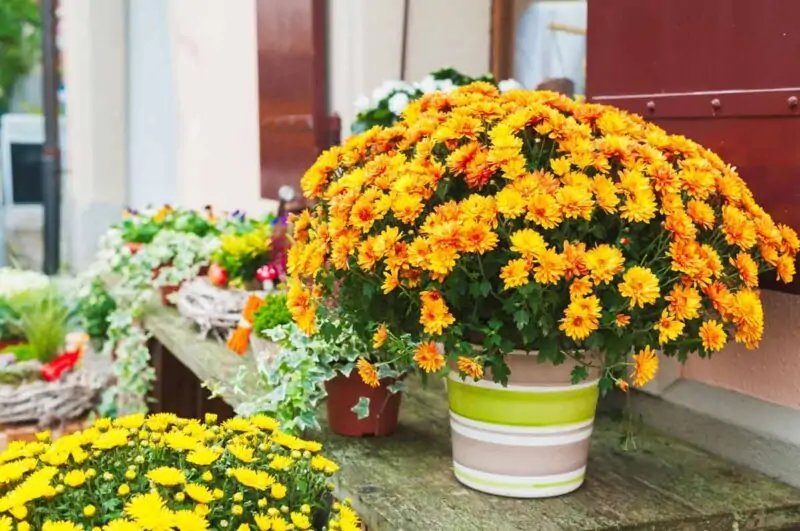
xmin=288 ymin=82 xmax=799 ymax=389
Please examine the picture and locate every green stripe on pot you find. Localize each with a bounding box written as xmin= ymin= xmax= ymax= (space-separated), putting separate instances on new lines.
xmin=454 ymin=469 xmax=586 ymax=490
xmin=447 ymin=378 xmax=599 ymax=427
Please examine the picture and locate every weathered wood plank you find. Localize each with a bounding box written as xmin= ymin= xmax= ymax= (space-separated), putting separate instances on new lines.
xmin=145 ymin=307 xmax=800 ymax=530
xmin=143 ymin=305 xmax=258 ymax=410
xmin=316 ymin=381 xmax=800 ymax=531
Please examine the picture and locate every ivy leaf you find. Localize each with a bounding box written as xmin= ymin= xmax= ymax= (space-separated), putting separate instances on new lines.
xmin=351 ymin=397 xmax=371 ymax=420
xmin=388 ymin=380 xmax=408 ymax=394
xmin=570 ymin=365 xmax=589 ymax=385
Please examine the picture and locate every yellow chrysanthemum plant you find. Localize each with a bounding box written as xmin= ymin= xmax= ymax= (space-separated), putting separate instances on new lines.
xmin=288 ymin=82 xmax=799 ymax=497
xmin=0 ymin=413 xmax=360 ymax=530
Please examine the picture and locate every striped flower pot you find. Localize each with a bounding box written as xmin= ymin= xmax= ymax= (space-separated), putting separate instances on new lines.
xmin=447 ymin=351 xmax=600 ymax=498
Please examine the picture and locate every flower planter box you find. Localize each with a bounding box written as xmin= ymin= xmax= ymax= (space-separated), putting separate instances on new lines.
xmin=325 ymin=371 xmax=403 ymax=438
xmin=447 ymin=352 xmax=600 ymax=498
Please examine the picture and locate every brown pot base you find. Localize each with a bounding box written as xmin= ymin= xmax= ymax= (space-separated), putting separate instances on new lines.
xmin=160 ymin=284 xmax=182 ymax=306
xmin=0 ymin=339 xmax=25 ymax=352
xmin=325 ymin=372 xmax=402 ymax=437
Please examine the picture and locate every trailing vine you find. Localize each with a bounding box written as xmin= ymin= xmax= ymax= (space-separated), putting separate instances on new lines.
xmin=83 ymin=227 xmax=219 ymax=416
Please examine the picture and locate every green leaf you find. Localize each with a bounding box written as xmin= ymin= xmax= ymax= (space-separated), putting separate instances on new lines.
xmin=570 ymin=365 xmax=589 ymax=384
xmin=513 ymin=308 xmax=530 ymax=330
xmin=479 ymin=280 xmax=492 ymax=297
xmin=485 ymin=356 xmax=510 ymax=386
xmin=488 ymin=318 xmax=503 ymax=332
xmin=538 ymin=336 xmax=558 ymax=362
xmin=351 ymin=397 xmax=371 ymax=420
xmin=598 ymin=375 xmax=615 ymax=395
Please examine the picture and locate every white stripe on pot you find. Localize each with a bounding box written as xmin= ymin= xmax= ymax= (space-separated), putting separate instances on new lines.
xmin=450 ymin=419 xmax=594 ymax=446
xmin=453 ymin=462 xmax=586 ymax=498
xmin=448 ymin=372 xmax=600 ymax=392
xmin=449 ymin=411 xmax=594 ymax=435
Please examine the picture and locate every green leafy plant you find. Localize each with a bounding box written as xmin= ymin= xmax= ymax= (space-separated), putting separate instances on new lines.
xmin=211 ymin=221 xmax=275 ymax=288
xmin=252 ymin=293 xmax=292 ymax=338
xmin=0 ymin=267 xmax=50 ymax=340
xmin=5 ymin=285 xmax=69 ymax=363
xmin=75 ymin=277 xmax=117 ymax=344
xmin=0 ymin=0 xmax=40 ymax=114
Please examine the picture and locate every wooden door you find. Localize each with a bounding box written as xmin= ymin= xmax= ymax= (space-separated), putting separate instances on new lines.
xmin=586 ymin=0 xmax=800 ymax=293
xmin=256 ymin=0 xmax=339 ymax=200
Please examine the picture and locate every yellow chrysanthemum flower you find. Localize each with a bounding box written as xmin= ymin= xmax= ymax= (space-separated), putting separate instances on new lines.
xmin=146 ymin=466 xmax=186 ymax=487
xmin=227 ymin=443 xmax=256 ymax=464
xmin=63 ymin=469 xmax=87 ymax=488
xmin=184 ymin=483 xmax=215 ymax=504
xmin=125 ymin=491 xmax=174 ymax=529
xmin=42 ymin=522 xmax=83 ymax=531
xmin=173 ymin=509 xmax=210 ymax=531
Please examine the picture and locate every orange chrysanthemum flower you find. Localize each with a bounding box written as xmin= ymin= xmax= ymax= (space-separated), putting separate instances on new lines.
xmin=509 ymin=229 xmax=547 ymax=258
xmin=619 ymin=266 xmax=660 ymax=308
xmin=615 ymin=313 xmax=631 ymax=328
xmin=372 ymin=324 xmax=389 ymax=349
xmin=414 ymin=342 xmax=445 ymax=373
xmin=457 ymin=356 xmax=484 ymax=380
xmin=699 ymin=320 xmax=727 ymax=353
xmin=730 ymin=252 xmax=759 ymax=288
xmin=559 ymin=295 xmax=602 ymax=341
xmin=500 ymin=258 xmax=530 ymax=289
xmin=665 ymin=285 xmax=702 ymax=321
xmin=584 ymin=245 xmax=624 ymax=285
xmin=631 ymin=346 xmax=659 ymax=388
xmin=654 ymin=309 xmax=685 ymax=345
xmin=357 ymin=358 xmax=380 ymax=388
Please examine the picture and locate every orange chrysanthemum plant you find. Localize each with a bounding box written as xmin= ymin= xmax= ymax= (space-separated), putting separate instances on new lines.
xmin=288 ymin=82 xmax=799 ymax=393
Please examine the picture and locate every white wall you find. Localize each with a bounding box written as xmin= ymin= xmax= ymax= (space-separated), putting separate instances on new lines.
xmin=169 ymin=0 xmax=274 ymax=217
xmin=127 ymin=0 xmax=178 ymax=210
xmin=61 ymin=0 xmax=128 ymax=271
xmin=328 ymin=0 xmax=492 ymax=135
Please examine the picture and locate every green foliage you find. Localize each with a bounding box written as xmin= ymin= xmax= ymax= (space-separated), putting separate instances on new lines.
xmin=252 ymin=293 xmax=292 ymax=338
xmin=0 ymin=342 xmax=34 ymax=361
xmin=75 ymin=277 xmax=117 ymax=342
xmin=0 ymin=298 xmax=22 ymax=340
xmin=5 ymin=285 xmax=69 ymax=363
xmin=211 ymin=222 xmax=275 ymax=288
xmin=0 ymin=0 xmax=40 ymax=114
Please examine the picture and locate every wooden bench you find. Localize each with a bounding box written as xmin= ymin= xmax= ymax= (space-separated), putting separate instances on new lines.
xmin=144 ymin=305 xmax=800 ymax=530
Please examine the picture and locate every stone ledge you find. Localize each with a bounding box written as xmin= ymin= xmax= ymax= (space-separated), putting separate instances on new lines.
xmin=633 ymin=379 xmax=800 ymax=488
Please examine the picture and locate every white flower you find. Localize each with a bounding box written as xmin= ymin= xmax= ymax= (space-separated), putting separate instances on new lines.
xmin=388 ymin=92 xmax=411 ymax=115
xmin=415 ymin=75 xmax=439 ymax=94
xmin=371 ymin=80 xmax=411 ymax=105
xmin=354 ymin=95 xmax=370 ymax=113
xmin=436 ymin=79 xmax=457 ymax=93
xmin=498 ymin=78 xmax=524 ymax=93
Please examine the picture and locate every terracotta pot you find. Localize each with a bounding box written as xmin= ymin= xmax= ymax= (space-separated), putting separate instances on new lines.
xmin=160 ymin=284 xmax=182 ymax=306
xmin=325 ymin=371 xmax=402 ymax=437
xmin=0 ymin=339 xmax=24 ymax=352
xmin=125 ymin=242 xmax=143 ymax=255
xmin=447 ymin=351 xmax=600 ymax=498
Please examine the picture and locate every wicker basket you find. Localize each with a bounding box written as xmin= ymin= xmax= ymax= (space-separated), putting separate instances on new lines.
xmin=176 ymin=278 xmax=257 ymax=340
xmin=0 ymin=349 xmax=113 ymax=427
